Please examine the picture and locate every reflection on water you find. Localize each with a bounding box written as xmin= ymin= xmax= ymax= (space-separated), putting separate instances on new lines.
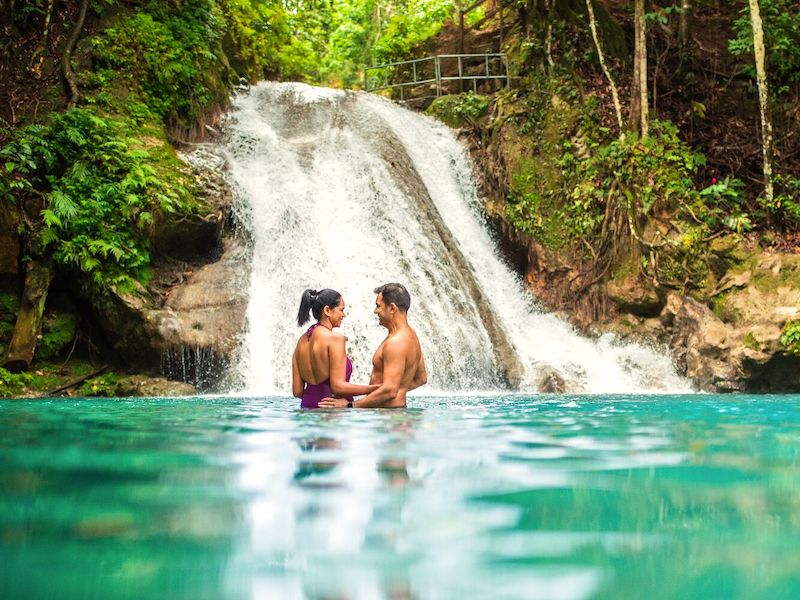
xmin=1 ymin=395 xmax=800 ymax=599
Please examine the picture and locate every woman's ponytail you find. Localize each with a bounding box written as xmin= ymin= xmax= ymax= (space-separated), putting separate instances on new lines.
xmin=296 ymin=288 xmax=341 ymax=327
xmin=297 ymin=289 xmax=318 ymax=326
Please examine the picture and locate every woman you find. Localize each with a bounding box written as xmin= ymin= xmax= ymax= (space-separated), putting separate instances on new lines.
xmin=292 ymin=288 xmax=377 ymax=409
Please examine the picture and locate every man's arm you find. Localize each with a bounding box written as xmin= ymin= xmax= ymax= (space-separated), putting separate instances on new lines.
xmin=354 ymin=339 xmax=406 ymax=408
xmin=409 ymin=352 xmax=427 ymax=391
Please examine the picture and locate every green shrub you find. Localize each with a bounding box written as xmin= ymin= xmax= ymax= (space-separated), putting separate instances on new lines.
xmin=89 ymin=3 xmax=229 ymax=125
xmin=0 ymin=367 xmax=34 ymax=396
xmin=37 ymin=312 xmax=78 ymax=361
xmin=0 ymin=108 xmax=195 ymax=296
xmin=773 ymin=174 xmax=800 ymax=229
xmin=78 ymin=372 xmax=122 ymax=397
xmin=779 ymin=320 xmax=800 ymax=355
xmin=427 ymin=93 xmax=490 ymax=128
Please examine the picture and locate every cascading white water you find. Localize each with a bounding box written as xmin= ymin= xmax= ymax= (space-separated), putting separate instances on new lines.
xmin=224 ymin=81 xmax=691 ymax=394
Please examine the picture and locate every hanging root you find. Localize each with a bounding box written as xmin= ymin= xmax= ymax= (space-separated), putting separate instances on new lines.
xmin=62 ymin=0 xmax=89 ymax=109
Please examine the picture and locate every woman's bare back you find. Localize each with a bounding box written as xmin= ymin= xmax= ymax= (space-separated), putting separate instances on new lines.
xmin=294 ymin=326 xmax=334 ymax=385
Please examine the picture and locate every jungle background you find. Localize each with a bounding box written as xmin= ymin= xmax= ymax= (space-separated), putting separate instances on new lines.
xmin=1 ymin=0 xmax=799 ymax=396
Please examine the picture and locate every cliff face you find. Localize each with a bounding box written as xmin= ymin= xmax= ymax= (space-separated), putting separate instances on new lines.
xmin=459 ymin=104 xmax=800 ymax=393
xmin=88 ymin=145 xmax=249 ymax=389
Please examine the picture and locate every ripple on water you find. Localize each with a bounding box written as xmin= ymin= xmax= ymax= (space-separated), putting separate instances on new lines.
xmin=2 ymin=394 xmax=800 ymax=599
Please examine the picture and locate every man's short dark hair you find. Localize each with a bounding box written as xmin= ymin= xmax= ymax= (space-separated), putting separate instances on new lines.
xmin=375 ymin=283 xmax=411 ymax=312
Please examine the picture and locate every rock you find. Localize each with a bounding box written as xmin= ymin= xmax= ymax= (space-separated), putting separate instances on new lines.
xmin=159 ymin=237 xmax=249 ymax=358
xmin=663 ymin=294 xmax=743 ymax=392
xmin=606 ymin=276 xmax=663 ymax=317
xmin=114 ymin=375 xmax=197 ymax=397
xmin=152 ymin=146 xmax=231 ymax=262
xmin=741 ymin=353 xmax=800 ymax=393
xmin=537 ymin=366 xmax=566 ymax=393
xmin=96 ymin=237 xmax=249 ymax=388
xmin=714 ymin=270 xmax=751 ymax=295
xmin=662 ymin=261 xmax=800 ymax=392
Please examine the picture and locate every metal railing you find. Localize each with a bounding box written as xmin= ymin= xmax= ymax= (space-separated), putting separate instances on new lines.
xmin=364 ymin=53 xmax=509 ymax=101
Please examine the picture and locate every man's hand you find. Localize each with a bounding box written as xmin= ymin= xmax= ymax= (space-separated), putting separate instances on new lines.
xmin=318 ymin=397 xmax=350 ymax=408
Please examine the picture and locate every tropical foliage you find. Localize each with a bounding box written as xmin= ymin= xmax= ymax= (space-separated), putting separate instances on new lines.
xmin=729 ymin=0 xmax=800 ymax=97
xmin=0 ymin=108 xmax=194 ymax=295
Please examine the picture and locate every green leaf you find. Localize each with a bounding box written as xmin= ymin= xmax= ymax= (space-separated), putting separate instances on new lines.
xmin=41 ymin=209 xmax=63 ymax=229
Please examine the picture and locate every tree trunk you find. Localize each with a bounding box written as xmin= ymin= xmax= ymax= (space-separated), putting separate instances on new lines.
xmin=29 ymin=0 xmax=55 ymax=79
xmin=545 ymin=0 xmax=554 ymax=69
xmin=586 ymin=0 xmax=624 ymax=135
xmin=679 ymin=0 xmax=692 ymax=48
xmin=749 ymin=0 xmax=775 ymax=207
xmin=62 ymin=0 xmax=89 ymax=110
xmin=499 ymin=3 xmax=504 ymax=50
xmin=4 ymin=259 xmax=54 ymax=372
xmin=630 ymin=0 xmax=649 ymax=137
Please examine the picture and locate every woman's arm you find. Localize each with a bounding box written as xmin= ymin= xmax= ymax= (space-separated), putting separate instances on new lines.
xmin=328 ymin=335 xmax=379 ymax=397
xmin=291 ymin=347 xmax=304 ymax=398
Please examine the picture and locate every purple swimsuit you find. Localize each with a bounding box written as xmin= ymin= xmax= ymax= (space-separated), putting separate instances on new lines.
xmin=301 ymin=323 xmax=354 ymax=409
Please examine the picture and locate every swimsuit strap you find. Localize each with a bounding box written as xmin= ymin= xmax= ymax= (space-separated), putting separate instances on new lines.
xmin=306 ymin=323 xmax=319 ymax=339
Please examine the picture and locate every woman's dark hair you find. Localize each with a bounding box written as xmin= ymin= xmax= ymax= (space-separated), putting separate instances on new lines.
xmin=297 ymin=288 xmax=342 ymax=326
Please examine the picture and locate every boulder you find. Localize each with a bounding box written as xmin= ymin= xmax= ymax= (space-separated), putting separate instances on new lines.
xmin=536 ymin=366 xmax=567 ymax=393
xmin=97 ymin=237 xmax=249 ymax=388
xmin=114 ymin=375 xmax=197 ymax=397
xmin=661 ymin=251 xmax=800 ymax=391
xmin=606 ymin=276 xmax=663 ymax=317
xmin=661 ymin=294 xmax=743 ymax=392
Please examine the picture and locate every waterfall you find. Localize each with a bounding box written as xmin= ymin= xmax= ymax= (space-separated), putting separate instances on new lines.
xmin=223 ymin=81 xmax=690 ymax=394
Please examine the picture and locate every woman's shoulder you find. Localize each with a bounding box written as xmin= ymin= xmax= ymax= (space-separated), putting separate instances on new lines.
xmin=293 ymin=333 xmax=307 ymax=353
xmin=317 ymin=328 xmax=346 ymax=346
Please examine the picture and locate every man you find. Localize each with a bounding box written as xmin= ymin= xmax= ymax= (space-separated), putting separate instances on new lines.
xmin=320 ymin=283 xmax=427 ymax=408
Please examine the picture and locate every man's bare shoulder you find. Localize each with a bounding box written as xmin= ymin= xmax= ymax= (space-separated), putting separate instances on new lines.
xmin=384 ymin=328 xmax=419 ymax=351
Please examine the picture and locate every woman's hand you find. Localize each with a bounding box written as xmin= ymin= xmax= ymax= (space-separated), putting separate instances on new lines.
xmin=318 ymin=397 xmax=350 ymax=408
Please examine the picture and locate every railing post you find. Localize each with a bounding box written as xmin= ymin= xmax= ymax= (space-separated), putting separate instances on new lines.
xmin=435 ymin=56 xmax=441 ymax=97
xmin=459 ymin=11 xmax=465 ymax=55
xmin=499 ymin=2 xmax=504 ymax=50
xmin=365 ymin=53 xmax=507 ymax=101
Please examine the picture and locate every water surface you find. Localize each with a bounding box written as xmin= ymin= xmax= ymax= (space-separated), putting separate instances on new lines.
xmin=2 ymin=394 xmax=799 ymax=599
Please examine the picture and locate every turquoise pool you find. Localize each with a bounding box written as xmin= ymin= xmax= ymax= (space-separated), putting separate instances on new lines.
xmin=2 ymin=395 xmax=799 ymax=599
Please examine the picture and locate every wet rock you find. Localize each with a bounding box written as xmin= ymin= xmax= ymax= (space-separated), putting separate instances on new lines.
xmin=97 ymin=237 xmax=249 ymax=387
xmin=114 ymin=375 xmax=197 ymax=397
xmin=662 ymin=294 xmax=742 ymax=392
xmin=158 ymin=237 xmax=249 ymax=360
xmin=536 ymin=367 xmax=566 ymax=393
xmin=151 ymin=146 xmax=231 ymax=262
